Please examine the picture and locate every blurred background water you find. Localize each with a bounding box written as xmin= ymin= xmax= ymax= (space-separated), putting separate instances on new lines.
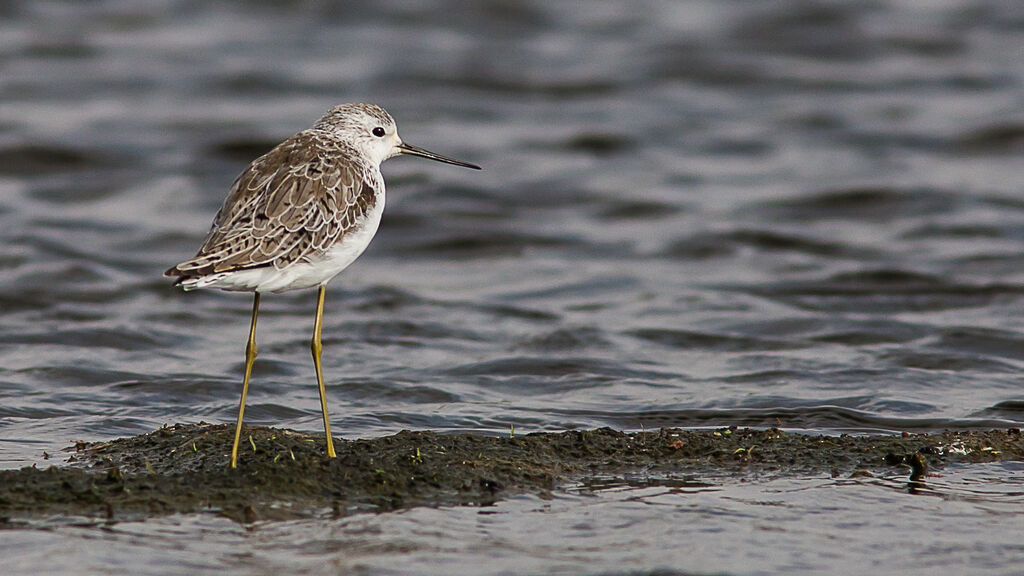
xmin=2 ymin=1 xmax=1024 ymax=574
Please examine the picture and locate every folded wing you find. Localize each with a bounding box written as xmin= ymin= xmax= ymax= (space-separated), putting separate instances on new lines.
xmin=165 ymin=132 xmax=376 ymax=281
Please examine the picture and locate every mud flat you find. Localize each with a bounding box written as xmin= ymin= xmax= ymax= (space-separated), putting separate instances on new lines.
xmin=1 ymin=424 xmax=1021 ymax=524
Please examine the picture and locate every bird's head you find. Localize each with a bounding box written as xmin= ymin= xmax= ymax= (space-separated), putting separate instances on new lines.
xmin=315 ymin=103 xmax=480 ymax=170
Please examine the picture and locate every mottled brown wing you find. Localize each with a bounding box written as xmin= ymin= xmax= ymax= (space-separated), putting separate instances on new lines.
xmin=165 ymin=131 xmax=376 ymax=279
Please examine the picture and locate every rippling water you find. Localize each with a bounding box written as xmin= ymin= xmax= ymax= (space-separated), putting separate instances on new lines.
xmin=2 ymin=0 xmax=1024 ymax=574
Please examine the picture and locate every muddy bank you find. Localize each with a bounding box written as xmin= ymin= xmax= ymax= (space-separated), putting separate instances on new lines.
xmin=1 ymin=424 xmax=1021 ymax=523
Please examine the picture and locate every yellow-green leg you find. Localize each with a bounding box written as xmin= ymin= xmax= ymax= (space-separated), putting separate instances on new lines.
xmin=312 ymin=284 xmax=337 ymax=458
xmin=231 ymin=292 xmax=260 ymax=468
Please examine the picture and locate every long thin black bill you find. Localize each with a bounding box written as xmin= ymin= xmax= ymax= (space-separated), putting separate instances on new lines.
xmin=398 ymin=142 xmax=481 ymax=170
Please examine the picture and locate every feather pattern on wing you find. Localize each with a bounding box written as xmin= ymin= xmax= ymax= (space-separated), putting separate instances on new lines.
xmin=164 ymin=131 xmax=379 ymax=280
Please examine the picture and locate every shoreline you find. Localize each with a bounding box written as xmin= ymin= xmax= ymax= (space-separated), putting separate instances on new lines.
xmin=2 ymin=424 xmax=1020 ymax=524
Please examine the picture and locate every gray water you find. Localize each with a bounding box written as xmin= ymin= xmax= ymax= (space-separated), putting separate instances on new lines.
xmin=2 ymin=0 xmax=1023 ymax=574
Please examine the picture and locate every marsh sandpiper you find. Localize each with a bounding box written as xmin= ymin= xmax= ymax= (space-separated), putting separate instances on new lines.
xmin=165 ymin=103 xmax=480 ymax=467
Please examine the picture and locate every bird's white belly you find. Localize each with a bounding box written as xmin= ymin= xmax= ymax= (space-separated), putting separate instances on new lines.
xmin=186 ymin=195 xmax=385 ymax=294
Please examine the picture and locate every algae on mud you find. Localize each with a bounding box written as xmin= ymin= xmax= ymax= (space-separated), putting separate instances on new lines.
xmin=0 ymin=424 xmax=1021 ymax=524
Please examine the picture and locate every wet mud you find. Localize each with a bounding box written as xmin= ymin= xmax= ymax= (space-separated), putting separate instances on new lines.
xmin=1 ymin=424 xmax=1021 ymax=524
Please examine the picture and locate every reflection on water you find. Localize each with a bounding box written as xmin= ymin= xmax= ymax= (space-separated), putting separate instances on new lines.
xmin=6 ymin=463 xmax=1024 ymax=576
xmin=1 ymin=0 xmax=1024 ymax=573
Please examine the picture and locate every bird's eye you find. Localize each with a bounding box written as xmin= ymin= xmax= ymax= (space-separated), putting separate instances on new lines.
xmin=372 ymin=127 xmax=386 ymax=137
